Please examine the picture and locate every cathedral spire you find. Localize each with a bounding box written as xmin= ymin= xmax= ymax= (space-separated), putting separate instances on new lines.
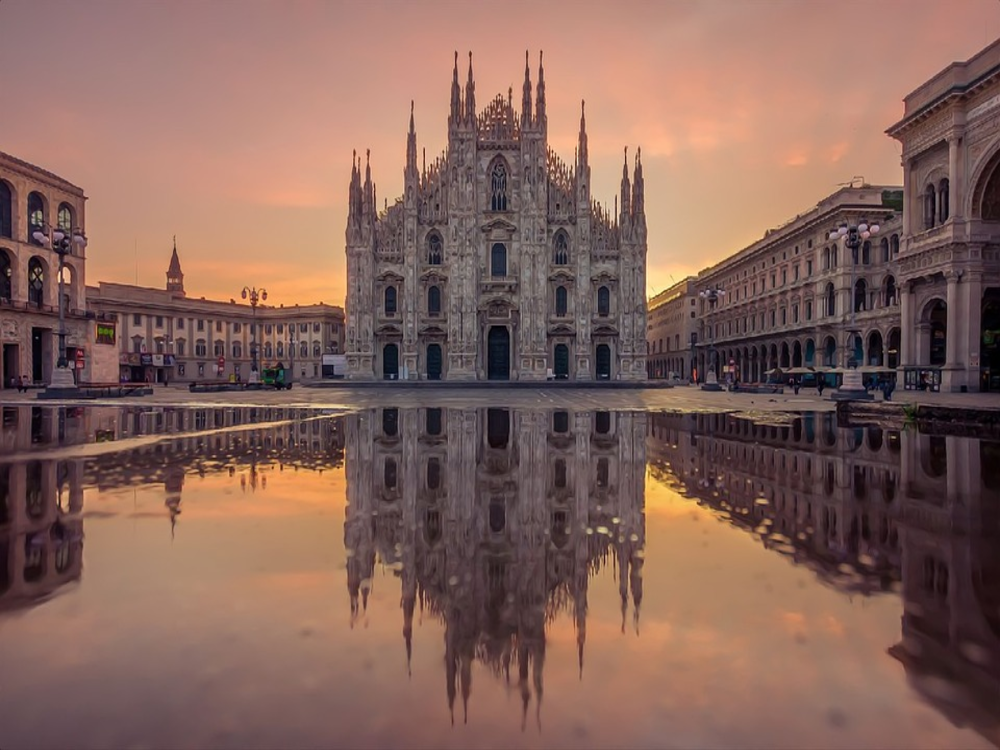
xmin=362 ymin=148 xmax=374 ymax=220
xmin=450 ymin=51 xmax=461 ymax=124
xmin=535 ymin=50 xmax=546 ymax=126
xmin=578 ymin=100 xmax=588 ymax=167
xmin=521 ymin=50 xmax=532 ymax=128
xmin=166 ymin=236 xmax=185 ymax=296
xmin=406 ymin=100 xmax=417 ymax=176
xmin=632 ymin=146 xmax=645 ymax=223
xmin=465 ymin=52 xmax=476 ymax=123
xmin=620 ymin=146 xmax=631 ymax=225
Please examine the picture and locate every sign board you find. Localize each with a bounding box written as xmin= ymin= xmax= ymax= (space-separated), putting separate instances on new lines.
xmin=95 ymin=322 xmax=116 ymax=345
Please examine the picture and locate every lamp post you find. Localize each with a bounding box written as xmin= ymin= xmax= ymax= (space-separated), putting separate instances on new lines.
xmin=288 ymin=328 xmax=295 ymax=387
xmin=828 ymin=219 xmax=879 ymax=400
xmin=241 ymin=286 xmax=267 ymax=379
xmin=33 ymin=224 xmax=87 ymax=391
xmin=698 ymin=286 xmax=725 ymax=391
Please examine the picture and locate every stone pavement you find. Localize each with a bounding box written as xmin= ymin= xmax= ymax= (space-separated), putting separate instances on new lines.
xmin=0 ymin=382 xmax=997 ymax=414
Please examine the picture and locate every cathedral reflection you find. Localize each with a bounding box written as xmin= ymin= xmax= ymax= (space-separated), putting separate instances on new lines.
xmin=647 ymin=412 xmax=1000 ymax=747
xmin=344 ymin=407 xmax=647 ymax=725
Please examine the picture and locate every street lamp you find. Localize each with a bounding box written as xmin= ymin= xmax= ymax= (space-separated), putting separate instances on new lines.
xmin=33 ymin=224 xmax=88 ymax=391
xmin=828 ymin=219 xmax=879 ymax=400
xmin=241 ymin=286 xmax=267 ymax=378
xmin=698 ymin=286 xmax=725 ymax=391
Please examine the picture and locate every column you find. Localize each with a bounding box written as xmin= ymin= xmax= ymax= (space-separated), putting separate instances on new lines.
xmin=963 ymin=272 xmax=984 ymax=392
xmin=948 ymin=131 xmax=964 ymax=220
xmin=943 ymin=272 xmax=962 ymax=391
xmin=899 ymin=284 xmax=912 ymax=367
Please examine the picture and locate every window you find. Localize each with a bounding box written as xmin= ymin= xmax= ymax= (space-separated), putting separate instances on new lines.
xmin=489 ymin=159 xmax=508 ymax=211
xmin=313 ymin=342 xmax=321 ymax=357
xmin=233 ymin=342 xmax=242 ymax=358
xmin=0 ymin=250 xmax=11 ymax=300
xmin=428 ymin=285 xmax=441 ymax=315
xmin=265 ymin=324 xmax=272 ymax=335
xmin=178 ymin=364 xmax=186 ymax=376
xmin=597 ymin=286 xmax=610 ymax=316
xmin=276 ymin=342 xmax=283 ymax=357
xmin=197 ymin=320 xmax=205 ymax=332
xmin=216 ymin=321 xmax=223 ymax=333
xmin=862 ymin=241 xmax=871 ymax=265
xmin=384 ymin=286 xmax=397 ymax=314
xmin=555 ymin=285 xmax=568 ymax=316
xmin=195 ymin=339 xmax=207 ymax=357
xmin=554 ymin=232 xmax=569 ymax=265
xmin=276 ymin=323 xmax=283 ymax=334
xmin=595 ymin=411 xmax=611 ymax=434
xmin=428 ymin=233 xmax=443 ymax=265
xmin=155 ymin=338 xmax=165 ymax=354
xmin=553 ymin=411 xmax=569 ymax=433
xmin=177 ymin=318 xmax=185 ymax=329
xmin=299 ymin=341 xmax=308 ymax=358
xmin=924 ymin=184 xmax=936 ymax=229
xmin=263 ymin=342 xmax=272 ymax=358
xmin=299 ymin=323 xmax=307 ymax=333
xmin=427 ymin=458 xmax=441 ymax=490
xmin=826 ymin=283 xmax=836 ymax=316
xmin=214 ymin=340 xmax=225 ymax=357
xmin=806 ymin=300 xmax=812 ymax=320
xmin=197 ymin=363 xmax=204 ymax=377
xmin=491 ymin=243 xmax=506 ymax=278
xmin=57 ymin=203 xmax=73 ymax=232
xmin=27 ymin=192 xmax=44 ymax=244
xmin=132 ymin=336 xmax=143 ymax=353
xmin=0 ymin=180 xmax=12 ymax=238
xmin=890 ymin=234 xmax=899 ymax=256
xmin=313 ymin=323 xmax=320 ymax=333
xmin=176 ymin=340 xmax=186 ymax=356
xmin=426 ymin=407 xmax=442 ymax=436
xmin=939 ymin=178 xmax=950 ymax=223
xmin=807 ymin=259 xmax=813 ymax=276
xmin=133 ymin=314 xmax=142 ymax=325
xmin=28 ymin=258 xmax=44 ymax=307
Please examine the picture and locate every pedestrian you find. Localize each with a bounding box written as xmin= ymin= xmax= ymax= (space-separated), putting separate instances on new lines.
xmin=883 ymin=380 xmax=895 ymax=402
xmin=817 ymin=378 xmax=825 ymax=397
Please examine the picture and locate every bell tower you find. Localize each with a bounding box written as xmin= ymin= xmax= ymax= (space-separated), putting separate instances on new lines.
xmin=166 ymin=236 xmax=185 ymax=296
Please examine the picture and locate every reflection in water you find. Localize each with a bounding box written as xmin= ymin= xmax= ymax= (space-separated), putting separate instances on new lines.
xmin=0 ymin=404 xmax=997 ymax=746
xmin=648 ymin=412 xmax=1000 ymax=747
xmin=344 ymin=407 xmax=647 ymax=726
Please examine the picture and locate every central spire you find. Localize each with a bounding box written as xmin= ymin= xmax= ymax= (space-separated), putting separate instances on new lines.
xmin=521 ymin=50 xmax=532 ymax=128
xmin=465 ymin=51 xmax=476 ymax=122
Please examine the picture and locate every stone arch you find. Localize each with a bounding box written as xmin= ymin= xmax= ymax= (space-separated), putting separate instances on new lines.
xmin=867 ymin=329 xmax=884 ymax=367
xmin=968 ymin=139 xmax=1000 ymax=219
xmin=792 ymin=340 xmax=802 ymax=368
xmin=780 ymin=341 xmax=790 ymax=369
xmin=60 ymin=261 xmax=78 ymax=312
xmin=920 ymin=297 xmax=948 ymax=366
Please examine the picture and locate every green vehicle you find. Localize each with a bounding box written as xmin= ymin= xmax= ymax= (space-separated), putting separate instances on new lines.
xmin=261 ymin=365 xmax=292 ymax=390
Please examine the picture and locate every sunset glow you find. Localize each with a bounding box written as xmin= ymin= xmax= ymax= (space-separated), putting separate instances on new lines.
xmin=2 ymin=0 xmax=999 ymax=305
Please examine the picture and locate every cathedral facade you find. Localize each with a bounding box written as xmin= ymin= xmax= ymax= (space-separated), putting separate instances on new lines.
xmin=345 ymin=53 xmax=648 ymax=381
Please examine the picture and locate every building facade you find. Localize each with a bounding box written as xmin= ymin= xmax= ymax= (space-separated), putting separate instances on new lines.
xmin=86 ymin=243 xmax=345 ymax=384
xmin=345 ymin=53 xmax=648 ymax=381
xmin=693 ymin=185 xmax=903 ymax=384
xmin=645 ymin=276 xmax=697 ymax=380
xmin=886 ymin=39 xmax=1000 ymax=392
xmin=0 ymin=151 xmax=117 ymax=387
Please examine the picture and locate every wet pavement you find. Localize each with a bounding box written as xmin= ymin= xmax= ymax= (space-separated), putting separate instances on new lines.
xmin=0 ymin=402 xmax=997 ymax=749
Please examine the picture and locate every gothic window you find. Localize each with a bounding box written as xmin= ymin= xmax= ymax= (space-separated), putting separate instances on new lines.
xmin=597 ymin=285 xmax=610 ymax=316
xmin=0 ymin=181 xmax=12 ymax=239
xmin=555 ymin=285 xmax=568 ymax=316
xmin=28 ymin=257 xmax=44 ymax=307
xmin=489 ymin=160 xmax=508 ymax=212
xmin=491 ymin=243 xmax=506 ymax=278
xmin=57 ymin=203 xmax=73 ymax=232
xmin=427 ymin=233 xmax=443 ymax=265
xmin=924 ymin=183 xmax=936 ymax=229
xmin=384 ymin=285 xmax=397 ymax=314
xmin=428 ymin=285 xmax=441 ymax=315
xmin=554 ymin=232 xmax=569 ymax=265
xmin=825 ymin=282 xmax=836 ymax=316
xmin=0 ymin=250 xmax=11 ymax=301
xmin=938 ymin=178 xmax=950 ymax=223
xmin=27 ymin=192 xmax=44 ymax=244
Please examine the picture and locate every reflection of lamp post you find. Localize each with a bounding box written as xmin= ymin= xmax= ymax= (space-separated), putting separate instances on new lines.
xmin=699 ymin=286 xmax=725 ymax=391
xmin=829 ymin=219 xmax=879 ymax=400
xmin=241 ymin=286 xmax=267 ymax=377
xmin=33 ymin=224 xmax=88 ymax=391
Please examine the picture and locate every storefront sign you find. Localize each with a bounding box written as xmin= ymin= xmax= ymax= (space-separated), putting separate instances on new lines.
xmin=140 ymin=354 xmax=153 ymax=366
xmin=96 ymin=322 xmax=116 ymax=345
xmin=152 ymin=354 xmax=164 ymax=367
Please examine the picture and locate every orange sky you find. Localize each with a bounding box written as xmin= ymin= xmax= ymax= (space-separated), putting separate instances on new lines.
xmin=2 ymin=0 xmax=1000 ymax=306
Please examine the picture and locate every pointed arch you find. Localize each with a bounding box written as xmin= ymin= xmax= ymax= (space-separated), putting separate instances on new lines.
xmin=427 ymin=231 xmax=443 ymax=265
xmin=553 ymin=230 xmax=569 ymax=265
xmin=488 ymin=156 xmax=509 ymax=212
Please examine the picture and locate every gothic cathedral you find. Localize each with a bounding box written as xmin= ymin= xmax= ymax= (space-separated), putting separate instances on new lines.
xmin=345 ymin=52 xmax=648 ymax=381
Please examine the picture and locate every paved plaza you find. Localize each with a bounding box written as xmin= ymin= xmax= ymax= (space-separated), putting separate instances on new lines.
xmin=1 ymin=382 xmax=998 ymax=415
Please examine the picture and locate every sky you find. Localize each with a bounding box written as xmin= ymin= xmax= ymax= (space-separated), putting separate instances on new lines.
xmin=2 ymin=0 xmax=1000 ymax=307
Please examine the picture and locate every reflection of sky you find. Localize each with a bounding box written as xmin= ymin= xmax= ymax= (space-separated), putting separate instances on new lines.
xmin=0 ymin=454 xmax=991 ymax=750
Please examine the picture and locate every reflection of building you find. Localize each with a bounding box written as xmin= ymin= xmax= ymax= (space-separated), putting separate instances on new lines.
xmin=646 ymin=277 xmax=697 ymax=380
xmin=87 ymin=241 xmax=345 ymax=384
xmin=692 ymin=186 xmax=903 ymax=383
xmin=648 ymin=412 xmax=903 ymax=594
xmin=0 ymin=151 xmax=118 ymax=387
xmin=0 ymin=455 xmax=84 ymax=611
xmin=345 ymin=54 xmax=648 ymax=382
xmin=344 ymin=407 xmax=646 ymax=723
xmin=886 ymin=39 xmax=1000 ymax=392
xmin=647 ymin=413 xmax=1000 ymax=746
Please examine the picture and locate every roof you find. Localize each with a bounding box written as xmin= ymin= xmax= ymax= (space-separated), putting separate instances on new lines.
xmin=0 ymin=150 xmax=85 ymax=194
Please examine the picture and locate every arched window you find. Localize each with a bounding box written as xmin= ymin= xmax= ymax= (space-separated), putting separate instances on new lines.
xmin=862 ymin=240 xmax=871 ymax=265
xmin=195 ymin=339 xmax=207 ymax=357
xmin=276 ymin=342 xmax=283 ymax=357
xmin=884 ymin=275 xmax=897 ymax=306
xmin=489 ymin=160 xmax=508 ymax=211
xmin=890 ymin=234 xmax=900 ymax=255
xmin=938 ymin=178 xmax=950 ymax=223
xmin=553 ymin=232 xmax=569 ymax=265
xmin=215 ymin=340 xmax=226 ymax=357
xmin=0 ymin=250 xmax=11 ymax=301
xmin=27 ymin=192 xmax=45 ymax=244
xmin=28 ymin=258 xmax=44 ymax=307
xmin=924 ymin=184 xmax=936 ymax=229
xmin=0 ymin=181 xmax=12 ymax=239
xmin=854 ymin=279 xmax=867 ymax=313
xmin=427 ymin=285 xmax=441 ymax=314
xmin=384 ymin=285 xmax=397 ymax=314
xmin=313 ymin=342 xmax=321 ymax=356
xmin=299 ymin=341 xmax=308 ymax=358
xmin=57 ymin=203 xmax=73 ymax=232
xmin=555 ymin=285 xmax=568 ymax=316
xmin=491 ymin=243 xmax=506 ymax=278
xmin=825 ymin=282 xmax=835 ymax=316
xmin=597 ymin=285 xmax=610 ymax=316
xmin=880 ymin=237 xmax=889 ymax=263
xmin=427 ymin=233 xmax=443 ymax=265
xmin=823 ymin=247 xmax=830 ymax=270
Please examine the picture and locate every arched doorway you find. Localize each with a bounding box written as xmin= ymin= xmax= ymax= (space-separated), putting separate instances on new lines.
xmin=982 ymin=289 xmax=1000 ymax=391
xmin=595 ymin=344 xmax=611 ymax=379
xmin=487 ymin=326 xmax=510 ymax=380
xmin=426 ymin=343 xmax=442 ymax=380
xmin=780 ymin=342 xmax=790 ymax=369
xmin=823 ymin=337 xmax=836 ymax=367
xmin=792 ymin=341 xmax=802 ymax=368
xmin=553 ymin=343 xmax=569 ymax=378
xmin=887 ymin=328 xmax=901 ymax=369
xmin=804 ymin=338 xmax=816 ymax=367
xmin=867 ymin=331 xmax=884 ymax=367
xmin=925 ymin=299 xmax=947 ymax=366
xmin=383 ymin=343 xmax=399 ymax=380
